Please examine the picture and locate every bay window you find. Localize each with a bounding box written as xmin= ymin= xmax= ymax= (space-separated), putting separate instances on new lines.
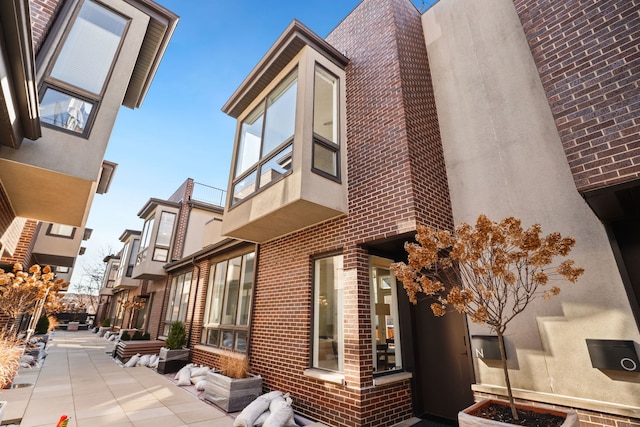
xmin=202 ymin=252 xmax=255 ymax=353
xmin=136 ymin=215 xmax=154 ymax=264
xmin=153 ymin=211 xmax=176 ymax=262
xmin=312 ymin=65 xmax=340 ymax=179
xmin=40 ymin=0 xmax=128 ymax=137
xmin=313 ymin=254 xmax=344 ymax=371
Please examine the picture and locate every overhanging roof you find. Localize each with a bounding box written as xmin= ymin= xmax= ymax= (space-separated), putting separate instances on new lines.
xmin=222 ymin=20 xmax=349 ymax=118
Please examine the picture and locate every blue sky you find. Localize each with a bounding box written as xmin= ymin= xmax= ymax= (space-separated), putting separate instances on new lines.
xmin=70 ymin=0 xmax=435 ymax=290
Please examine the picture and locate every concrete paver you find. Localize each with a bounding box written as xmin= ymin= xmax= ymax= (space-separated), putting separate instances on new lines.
xmin=0 ymin=331 xmax=234 ymax=427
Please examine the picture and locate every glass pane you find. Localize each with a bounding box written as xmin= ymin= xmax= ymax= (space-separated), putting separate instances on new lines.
xmin=314 ymin=255 xmax=343 ymax=371
xmin=236 ymin=253 xmax=255 ymax=326
xmin=313 ymin=142 xmax=338 ymax=177
xmin=156 ymin=212 xmax=176 ymax=246
xmin=205 ymin=262 xmax=227 ymax=325
xmin=371 ymin=261 xmax=402 ymax=373
xmin=222 ymin=257 xmax=241 ymax=325
xmin=205 ymin=329 xmax=219 ymax=346
xmin=165 ymin=277 xmax=178 ymax=323
xmin=235 ymin=106 xmax=264 ymax=178
xmin=232 ymin=171 xmax=256 ymax=205
xmin=51 ymin=0 xmax=127 ymax=94
xmin=221 ymin=331 xmax=234 ymax=349
xmin=128 ymin=239 xmax=140 ymax=265
xmin=177 ymin=272 xmax=192 ymax=322
xmin=235 ymin=332 xmax=248 ymax=352
xmin=259 ymin=145 xmax=292 ymax=188
xmin=152 ymin=247 xmax=168 ymax=262
xmin=40 ymin=88 xmax=93 ymax=134
xmin=314 ymin=66 xmax=338 ymax=143
xmin=140 ymin=216 xmax=155 ymax=252
xmin=262 ymin=71 xmax=297 ymax=157
xmin=49 ymin=223 xmax=75 ymax=236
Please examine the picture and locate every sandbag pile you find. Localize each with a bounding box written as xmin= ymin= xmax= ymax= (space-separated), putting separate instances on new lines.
xmin=173 ymin=363 xmax=212 ymax=391
xmin=122 ymin=352 xmax=160 ymax=369
xmin=233 ymin=391 xmax=298 ymax=427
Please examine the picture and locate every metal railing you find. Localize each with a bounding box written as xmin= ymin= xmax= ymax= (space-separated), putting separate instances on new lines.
xmin=192 ymin=182 xmax=227 ymax=208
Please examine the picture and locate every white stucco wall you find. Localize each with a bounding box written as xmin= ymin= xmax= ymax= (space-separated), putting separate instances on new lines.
xmin=423 ymin=0 xmax=640 ymax=411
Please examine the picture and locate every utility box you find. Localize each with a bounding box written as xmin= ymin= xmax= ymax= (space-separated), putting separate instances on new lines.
xmin=471 ymin=335 xmax=503 ymax=360
xmin=586 ymin=339 xmax=640 ymax=372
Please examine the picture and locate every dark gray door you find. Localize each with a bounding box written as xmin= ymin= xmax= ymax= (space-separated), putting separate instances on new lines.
xmin=411 ymin=298 xmax=475 ymax=420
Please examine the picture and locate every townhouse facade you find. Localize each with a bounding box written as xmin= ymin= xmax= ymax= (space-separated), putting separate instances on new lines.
xmin=189 ymin=0 xmax=638 ymax=426
xmin=0 ymin=0 xmax=178 ymax=275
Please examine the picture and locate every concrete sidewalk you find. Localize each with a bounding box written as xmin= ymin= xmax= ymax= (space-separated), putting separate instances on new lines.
xmin=1 ymin=330 xmax=235 ymax=426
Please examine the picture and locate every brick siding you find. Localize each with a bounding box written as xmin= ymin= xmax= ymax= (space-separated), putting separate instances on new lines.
xmin=29 ymin=0 xmax=64 ymax=55
xmin=196 ymin=0 xmax=453 ymax=425
xmin=513 ymin=0 xmax=640 ymax=192
xmin=0 ymin=219 xmax=38 ymax=266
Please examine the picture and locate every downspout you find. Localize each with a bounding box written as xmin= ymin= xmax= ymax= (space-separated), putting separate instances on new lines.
xmin=187 ymin=256 xmax=201 ymax=349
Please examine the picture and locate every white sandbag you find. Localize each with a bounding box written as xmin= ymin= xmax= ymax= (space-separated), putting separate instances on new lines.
xmin=124 ymin=354 xmax=140 ymax=367
xmin=261 ymin=391 xmax=284 ymax=402
xmin=176 ymin=366 xmax=192 ymax=386
xmin=263 ymin=403 xmax=296 ymax=427
xmin=175 ymin=363 xmax=193 ymax=380
xmin=147 ymin=354 xmax=157 ymax=367
xmin=137 ymin=354 xmax=151 ymax=367
xmin=191 ymin=375 xmax=206 ymax=385
xmin=195 ymin=379 xmax=207 ymax=391
xmin=255 ymin=411 xmax=270 ymax=427
xmin=190 ymin=366 xmax=210 ymax=377
xmin=150 ymin=355 xmax=159 ymax=369
xmin=233 ymin=395 xmax=271 ymax=427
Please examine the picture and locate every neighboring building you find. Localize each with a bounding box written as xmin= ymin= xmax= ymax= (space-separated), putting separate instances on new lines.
xmin=96 ymin=253 xmax=120 ymax=327
xmin=0 ymin=0 xmax=178 ymax=262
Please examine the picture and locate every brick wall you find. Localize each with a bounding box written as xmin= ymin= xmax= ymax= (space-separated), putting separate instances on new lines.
xmin=0 ymin=220 xmax=38 ymax=266
xmin=513 ymin=0 xmax=640 ymax=192
xmin=29 ymin=0 xmax=64 ymax=55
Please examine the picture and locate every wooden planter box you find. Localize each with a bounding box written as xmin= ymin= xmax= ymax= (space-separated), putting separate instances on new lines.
xmin=458 ymin=399 xmax=578 ymax=427
xmin=204 ymin=371 xmax=262 ymax=412
xmin=114 ymin=340 xmax=165 ymax=363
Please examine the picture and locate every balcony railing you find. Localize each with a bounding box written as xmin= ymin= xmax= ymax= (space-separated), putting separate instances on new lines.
xmin=192 ymin=182 xmax=226 ymax=208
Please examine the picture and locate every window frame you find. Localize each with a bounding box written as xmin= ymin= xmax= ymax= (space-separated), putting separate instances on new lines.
xmin=230 ymin=69 xmax=298 ymax=207
xmin=311 ymin=252 xmax=344 ymax=372
xmin=152 ymin=211 xmax=176 ymax=262
xmin=137 ymin=214 xmax=155 ymax=265
xmin=163 ymin=270 xmax=193 ymax=335
xmin=201 ymin=251 xmax=256 ymax=353
xmin=311 ymin=63 xmax=341 ymax=182
xmin=38 ymin=0 xmax=130 ymax=138
xmin=46 ymin=223 xmax=76 ymax=239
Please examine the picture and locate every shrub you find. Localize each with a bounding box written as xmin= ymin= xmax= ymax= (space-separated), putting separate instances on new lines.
xmin=164 ymin=321 xmax=186 ymax=350
xmin=131 ymin=330 xmax=148 ymax=340
xmin=35 ymin=315 xmax=50 ymax=335
xmin=142 ymin=332 xmax=151 ymax=340
xmin=0 ymin=332 xmax=23 ymax=389
xmin=219 ymin=352 xmax=249 ymax=379
xmin=121 ymin=331 xmax=131 ymax=341
xmin=101 ymin=318 xmax=111 ymax=327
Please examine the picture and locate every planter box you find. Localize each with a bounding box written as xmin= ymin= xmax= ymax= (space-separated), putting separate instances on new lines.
xmin=66 ymin=321 xmax=80 ymax=331
xmin=459 ymin=399 xmax=578 ymax=427
xmin=204 ymin=371 xmax=262 ymax=412
xmin=156 ymin=347 xmax=189 ymax=374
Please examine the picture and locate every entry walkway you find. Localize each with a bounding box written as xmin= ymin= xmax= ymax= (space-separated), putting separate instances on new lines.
xmin=1 ymin=330 xmax=234 ymax=426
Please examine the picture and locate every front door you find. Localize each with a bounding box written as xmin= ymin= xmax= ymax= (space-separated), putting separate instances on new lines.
xmin=411 ymin=298 xmax=475 ymax=420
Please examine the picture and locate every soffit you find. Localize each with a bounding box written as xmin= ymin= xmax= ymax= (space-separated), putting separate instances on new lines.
xmin=122 ymin=0 xmax=179 ymax=109
xmin=222 ymin=19 xmax=349 ymax=119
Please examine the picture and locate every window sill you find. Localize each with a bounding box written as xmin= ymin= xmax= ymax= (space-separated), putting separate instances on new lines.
xmin=373 ymin=371 xmax=412 ymax=387
xmin=193 ymin=344 xmax=231 ymax=355
xmin=303 ymin=368 xmax=345 ymax=385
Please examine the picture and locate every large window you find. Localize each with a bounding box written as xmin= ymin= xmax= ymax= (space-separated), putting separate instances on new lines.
xmin=153 ymin=212 xmax=176 ymax=262
xmin=312 ymin=65 xmax=340 ymax=179
xmin=231 ymin=71 xmax=297 ymax=205
xmin=313 ymin=254 xmax=344 ymax=371
xmin=371 ymin=257 xmax=402 ymax=373
xmin=136 ymin=215 xmax=155 ymax=265
xmin=163 ymin=271 xmax=192 ymax=335
xmin=202 ymin=252 xmax=255 ymax=353
xmin=40 ymin=0 xmax=128 ymax=136
xmin=46 ymin=223 xmax=75 ymax=238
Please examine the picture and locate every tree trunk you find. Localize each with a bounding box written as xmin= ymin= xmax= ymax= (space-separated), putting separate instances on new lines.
xmin=497 ymin=330 xmax=519 ymax=420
